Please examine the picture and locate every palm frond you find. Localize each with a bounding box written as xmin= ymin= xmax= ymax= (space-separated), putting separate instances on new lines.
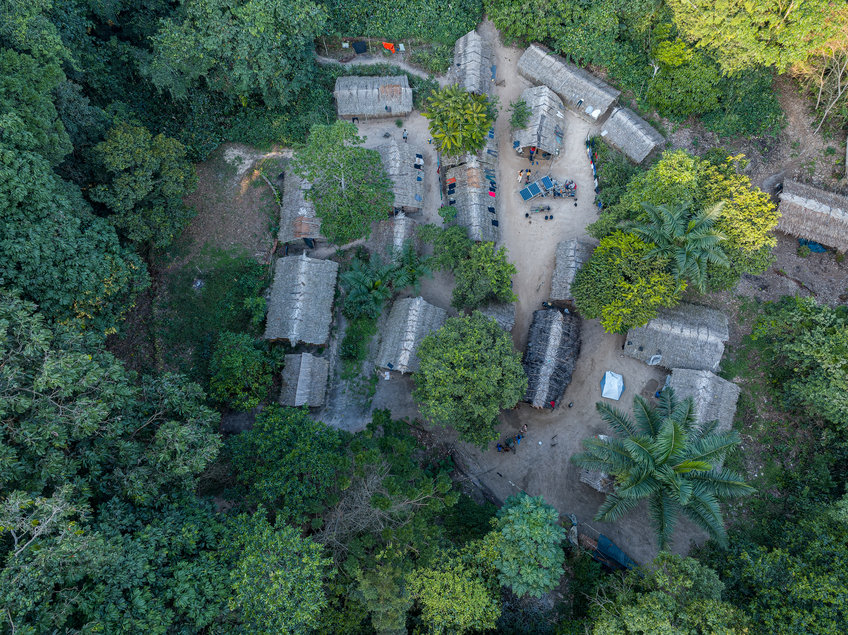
xmin=682 ymin=431 xmax=743 ymax=468
xmin=595 ymin=401 xmax=638 ymax=437
xmin=632 ymin=395 xmax=661 ymax=436
xmin=621 ymin=436 xmax=656 ymax=469
xmin=681 ymin=490 xmax=728 ymax=546
xmin=649 ymin=493 xmax=680 ymax=550
xmin=655 ymin=388 xmax=677 ymax=418
xmin=669 ymin=396 xmax=698 ymax=435
xmin=690 ymin=468 xmax=755 ymax=499
xmin=653 ymin=418 xmax=686 ymax=465
xmin=616 ymin=473 xmax=661 ymax=500
xmin=595 ymin=493 xmax=642 ymax=523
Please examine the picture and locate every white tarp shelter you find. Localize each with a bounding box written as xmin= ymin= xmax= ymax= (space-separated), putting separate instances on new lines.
xmin=601 ymin=371 xmax=624 ymax=400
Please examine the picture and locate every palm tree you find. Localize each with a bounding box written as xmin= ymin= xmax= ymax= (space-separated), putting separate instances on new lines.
xmin=627 ymin=202 xmax=729 ymax=292
xmin=340 ymin=255 xmax=396 ymax=319
xmin=571 ymin=389 xmax=753 ymax=549
xmin=423 ymin=85 xmax=494 ymax=156
xmin=391 ymin=242 xmax=432 ymax=293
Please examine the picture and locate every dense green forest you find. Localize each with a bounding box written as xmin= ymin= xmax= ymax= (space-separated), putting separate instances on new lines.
xmin=2 ymin=0 xmax=848 ymax=632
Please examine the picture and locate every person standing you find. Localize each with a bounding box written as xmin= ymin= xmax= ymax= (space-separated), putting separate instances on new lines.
xmin=402 ymin=129 xmax=408 ymax=142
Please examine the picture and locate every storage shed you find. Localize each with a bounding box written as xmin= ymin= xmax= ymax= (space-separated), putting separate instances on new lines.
xmin=599 ymin=107 xmax=665 ymax=164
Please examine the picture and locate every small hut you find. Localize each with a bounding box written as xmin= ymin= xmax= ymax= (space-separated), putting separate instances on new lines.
xmin=523 ymin=309 xmax=582 ymax=408
xmin=550 ymin=238 xmax=595 ymax=302
xmin=377 ymin=297 xmax=447 ymax=373
xmin=517 ymin=44 xmax=620 ymax=122
xmin=450 ymin=29 xmax=494 ymax=95
xmin=778 ymin=179 xmax=848 ymax=252
xmin=444 ymin=154 xmax=499 ymax=243
xmin=478 ymin=303 xmax=516 ymax=333
xmin=600 ymin=108 xmax=665 ymax=164
xmin=278 ymin=172 xmax=322 ymax=246
xmin=376 ymin=138 xmax=425 ymax=213
xmin=371 ymin=213 xmax=419 ymax=262
xmin=334 ymin=76 xmax=413 ymax=120
xmin=280 ymin=353 xmax=330 ymax=408
xmin=667 ymin=368 xmax=740 ymax=434
xmin=623 ymin=303 xmax=729 ymax=372
xmin=263 ymin=254 xmax=339 ymax=346
xmin=513 ymin=85 xmax=566 ymax=158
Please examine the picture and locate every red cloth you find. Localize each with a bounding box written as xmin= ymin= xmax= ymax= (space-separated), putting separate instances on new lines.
xmin=382 ymin=42 xmax=396 ymax=53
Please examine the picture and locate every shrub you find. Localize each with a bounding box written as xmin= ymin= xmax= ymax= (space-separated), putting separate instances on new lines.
xmin=452 ymin=242 xmax=518 ymax=311
xmin=209 ymin=331 xmax=272 ymax=411
xmin=509 ymin=98 xmax=531 ymax=129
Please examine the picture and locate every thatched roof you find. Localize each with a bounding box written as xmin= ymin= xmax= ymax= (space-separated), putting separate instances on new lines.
xmin=778 ymin=179 xmax=848 ymax=252
xmin=600 ymin=108 xmax=665 ymax=164
xmin=279 ymin=172 xmax=321 ymax=244
xmin=376 ymin=138 xmax=425 ymax=212
xmin=550 ymin=238 xmax=595 ymax=302
xmin=280 ymin=353 xmax=330 ymax=407
xmin=334 ymin=75 xmax=413 ymax=118
xmin=450 ymin=30 xmax=494 ymax=95
xmin=377 ymin=297 xmax=447 ymax=373
xmin=523 ymin=309 xmax=582 ymax=408
xmin=372 ymin=213 xmax=419 ymax=261
xmin=667 ymin=368 xmax=740 ymax=434
xmin=513 ymin=85 xmax=566 ymax=156
xmin=478 ymin=303 xmax=516 ymax=333
xmin=445 ymin=154 xmax=499 ymax=243
xmin=623 ymin=303 xmax=729 ymax=372
xmin=517 ymin=44 xmax=620 ymax=121
xmin=263 ymin=254 xmax=339 ymax=345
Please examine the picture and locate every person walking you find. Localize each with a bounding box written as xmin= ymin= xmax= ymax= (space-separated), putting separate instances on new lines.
xmin=402 ymin=129 xmax=408 ymax=142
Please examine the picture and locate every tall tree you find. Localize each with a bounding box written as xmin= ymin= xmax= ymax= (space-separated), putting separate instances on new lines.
xmin=590 ymin=552 xmax=750 ymax=634
xmin=491 ymin=494 xmax=566 ymax=598
xmin=292 ymin=121 xmax=394 ymax=245
xmin=423 ymin=85 xmax=495 ymax=156
xmin=413 ymin=312 xmax=527 ymax=447
xmin=627 ymin=202 xmax=729 ymax=292
xmin=228 ymin=511 xmax=335 ymax=634
xmin=146 ymin=0 xmax=327 ymax=105
xmin=572 ymin=231 xmax=683 ymax=334
xmin=667 ymin=0 xmax=848 ymax=74
xmin=572 ymin=390 xmax=754 ymax=548
xmin=90 ymin=121 xmax=197 ymax=248
xmin=0 ymin=114 xmax=148 ymax=333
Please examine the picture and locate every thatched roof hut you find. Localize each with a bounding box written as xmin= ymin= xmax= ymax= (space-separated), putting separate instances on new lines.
xmin=278 ymin=172 xmax=322 ymax=245
xmin=377 ymin=297 xmax=447 ymax=373
xmin=280 ymin=353 xmax=330 ymax=407
xmin=334 ymin=76 xmax=413 ymax=119
xmin=263 ymin=254 xmax=339 ymax=345
xmin=523 ymin=309 xmax=582 ymax=408
xmin=550 ymin=238 xmax=595 ymax=302
xmin=371 ymin=213 xmax=419 ymax=261
xmin=600 ymin=108 xmax=665 ymax=164
xmin=478 ymin=303 xmax=516 ymax=333
xmin=376 ymin=138 xmax=425 ymax=213
xmin=450 ymin=30 xmax=494 ymax=96
xmin=513 ymin=85 xmax=566 ymax=158
xmin=444 ymin=154 xmax=499 ymax=243
xmin=778 ymin=179 xmax=848 ymax=252
xmin=623 ymin=303 xmax=729 ymax=372
xmin=517 ymin=44 xmax=620 ymax=122
xmin=667 ymin=368 xmax=740 ymax=434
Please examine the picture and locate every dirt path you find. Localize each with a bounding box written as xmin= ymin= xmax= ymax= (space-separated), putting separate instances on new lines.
xmin=316 ymin=53 xmax=450 ymax=86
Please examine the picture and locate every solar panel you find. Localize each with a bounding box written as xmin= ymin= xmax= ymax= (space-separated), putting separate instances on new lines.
xmin=541 ymin=176 xmax=554 ymax=189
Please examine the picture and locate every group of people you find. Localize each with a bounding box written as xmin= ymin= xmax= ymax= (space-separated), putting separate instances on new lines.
xmin=496 ymin=424 xmax=528 ymax=453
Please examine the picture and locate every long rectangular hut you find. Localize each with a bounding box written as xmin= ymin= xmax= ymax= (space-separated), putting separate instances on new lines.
xmin=550 ymin=238 xmax=595 ymax=302
xmin=371 ymin=213 xmax=419 ymax=262
xmin=778 ymin=179 xmax=848 ymax=252
xmin=623 ymin=303 xmax=729 ymax=373
xmin=523 ymin=309 xmax=582 ymax=409
xmin=517 ymin=44 xmax=620 ymax=122
xmin=280 ymin=353 xmax=330 ymax=408
xmin=377 ymin=296 xmax=447 ymax=373
xmin=376 ymin=138 xmax=425 ymax=213
xmin=334 ymin=75 xmax=413 ymax=120
xmin=278 ymin=172 xmax=322 ymax=246
xmin=599 ymin=108 xmax=665 ymax=164
xmin=450 ymin=29 xmax=494 ymax=96
xmin=444 ymin=153 xmax=499 ymax=243
xmin=513 ymin=85 xmax=566 ymax=159
xmin=667 ymin=368 xmax=740 ymax=434
xmin=263 ymin=254 xmax=339 ymax=346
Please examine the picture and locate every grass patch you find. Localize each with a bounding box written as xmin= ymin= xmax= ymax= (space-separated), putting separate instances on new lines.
xmin=158 ymin=245 xmax=268 ymax=382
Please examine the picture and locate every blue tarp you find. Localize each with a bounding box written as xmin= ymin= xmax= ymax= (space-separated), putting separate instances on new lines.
xmin=597 ymin=535 xmax=636 ymax=570
xmin=799 ymin=238 xmax=828 ymax=253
